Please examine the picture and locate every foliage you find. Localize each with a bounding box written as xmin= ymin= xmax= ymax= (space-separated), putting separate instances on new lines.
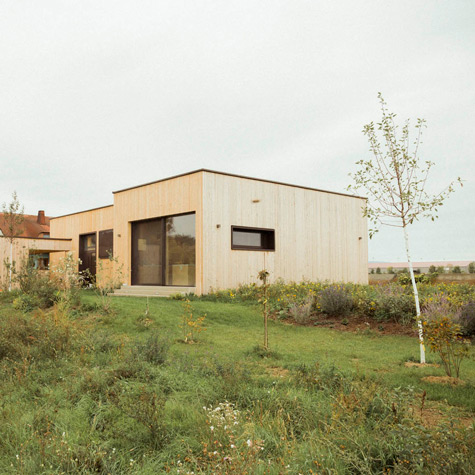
xmin=179 ymin=298 xmax=206 ymax=343
xmin=94 ymin=252 xmax=124 ymax=313
xmin=1 ymin=191 xmax=24 ymax=291
xmin=13 ymin=257 xmax=59 ymax=310
xmin=0 ymin=293 xmax=474 ymax=473
xmin=469 ymin=262 xmax=475 ymax=274
xmin=422 ymin=297 xmax=470 ymax=378
xmin=397 ymin=272 xmax=433 ymax=285
xmin=373 ymin=284 xmax=415 ymax=324
xmin=459 ymin=301 xmax=475 ymax=338
xmin=319 ymin=284 xmax=353 ymax=317
xmin=288 ymin=295 xmax=314 ymax=324
xmin=257 ymin=269 xmax=270 ymax=350
xmin=135 ymin=332 xmax=171 ymax=365
xmin=452 ymin=265 xmax=462 ymax=274
xmin=387 ymin=266 xmax=394 ymax=274
xmin=348 ymin=93 xmax=462 ymax=364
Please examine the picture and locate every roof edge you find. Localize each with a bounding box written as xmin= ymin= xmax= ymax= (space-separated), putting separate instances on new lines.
xmin=50 ymin=204 xmax=114 ymax=220
xmin=112 ymin=168 xmax=367 ymax=200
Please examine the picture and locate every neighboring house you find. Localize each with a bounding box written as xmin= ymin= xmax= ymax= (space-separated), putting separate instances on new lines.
xmin=50 ymin=169 xmax=368 ymax=295
xmin=0 ymin=211 xmax=71 ymax=284
xmin=369 ymin=261 xmax=474 ymax=274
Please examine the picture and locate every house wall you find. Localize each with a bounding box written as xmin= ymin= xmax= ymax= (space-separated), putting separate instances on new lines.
xmin=201 ymin=172 xmax=368 ymax=292
xmin=112 ymin=171 xmax=203 ymax=292
xmin=0 ymin=236 xmax=71 ymax=287
xmin=49 ymin=206 xmax=115 ymax=281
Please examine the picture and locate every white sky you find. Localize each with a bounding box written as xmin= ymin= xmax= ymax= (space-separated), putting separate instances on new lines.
xmin=1 ymin=0 xmax=474 ymax=262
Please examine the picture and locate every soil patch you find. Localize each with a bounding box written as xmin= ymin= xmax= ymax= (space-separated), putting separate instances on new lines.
xmin=266 ymin=366 xmax=290 ymax=378
xmin=422 ymin=376 xmax=466 ymax=386
xmin=405 ymin=362 xmax=440 ymax=368
xmin=285 ymin=313 xmax=418 ymax=337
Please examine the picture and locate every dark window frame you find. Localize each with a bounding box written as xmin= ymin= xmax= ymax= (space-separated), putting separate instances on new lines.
xmin=231 ymin=225 xmax=276 ymax=251
xmin=131 ymin=211 xmax=196 ymax=286
xmin=98 ymin=229 xmax=114 ymax=259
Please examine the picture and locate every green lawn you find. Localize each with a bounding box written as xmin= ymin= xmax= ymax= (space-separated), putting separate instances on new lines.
xmin=1 ymin=292 xmax=474 ymax=474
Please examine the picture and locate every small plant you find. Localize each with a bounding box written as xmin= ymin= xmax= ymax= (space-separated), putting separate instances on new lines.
xmin=257 ymin=269 xmax=270 ymax=350
xmin=374 ymin=284 xmax=415 ymax=324
xmin=136 ymin=332 xmax=171 ymax=365
xmin=458 ymin=301 xmax=475 ymax=338
xmin=422 ymin=297 xmax=470 ymax=378
xmin=95 ymin=252 xmax=124 ymax=314
xmin=288 ymin=296 xmax=314 ymax=324
xmin=318 ymin=284 xmax=353 ymax=316
xmin=179 ymin=298 xmax=206 ymax=343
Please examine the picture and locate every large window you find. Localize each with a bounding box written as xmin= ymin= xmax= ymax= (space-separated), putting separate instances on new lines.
xmin=131 ymin=213 xmax=195 ymax=286
xmin=231 ymin=226 xmax=275 ymax=251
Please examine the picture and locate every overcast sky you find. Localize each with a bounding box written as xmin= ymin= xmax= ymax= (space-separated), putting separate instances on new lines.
xmin=1 ymin=1 xmax=473 ymax=262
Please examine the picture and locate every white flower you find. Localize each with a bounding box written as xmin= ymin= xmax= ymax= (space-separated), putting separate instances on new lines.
xmin=246 ymin=439 xmax=252 ymax=447
xmin=210 ymin=426 xmax=214 ymax=431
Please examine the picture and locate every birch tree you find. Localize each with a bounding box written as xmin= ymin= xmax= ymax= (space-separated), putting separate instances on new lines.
xmin=348 ymin=93 xmax=462 ymax=363
xmin=1 ymin=191 xmax=24 ymax=291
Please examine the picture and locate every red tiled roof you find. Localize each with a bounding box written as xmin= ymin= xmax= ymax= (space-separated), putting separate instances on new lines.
xmin=0 ymin=212 xmax=50 ymax=239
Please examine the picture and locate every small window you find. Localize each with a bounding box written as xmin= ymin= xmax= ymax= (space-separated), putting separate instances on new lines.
xmin=231 ymin=226 xmax=275 ymax=251
xmin=98 ymin=229 xmax=114 ymax=259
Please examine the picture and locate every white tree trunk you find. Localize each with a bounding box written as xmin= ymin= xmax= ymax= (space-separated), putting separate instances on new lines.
xmin=403 ymin=225 xmax=426 ymax=364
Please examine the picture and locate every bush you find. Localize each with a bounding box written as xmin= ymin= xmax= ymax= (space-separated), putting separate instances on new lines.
xmin=459 ymin=301 xmax=475 ymax=337
xmin=318 ymin=284 xmax=353 ymax=317
xmin=422 ymin=297 xmax=470 ymax=378
xmin=15 ymin=261 xmax=59 ymax=309
xmin=374 ymin=285 xmax=415 ymax=324
xmin=135 ymin=332 xmax=171 ymax=365
xmin=288 ymin=296 xmax=314 ymax=324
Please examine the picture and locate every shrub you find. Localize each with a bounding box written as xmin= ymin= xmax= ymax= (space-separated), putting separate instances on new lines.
xmin=422 ymin=297 xmax=470 ymax=378
xmin=318 ymin=284 xmax=353 ymax=317
xmin=15 ymin=260 xmax=59 ymax=309
xmin=469 ymin=262 xmax=475 ymax=274
xmin=135 ymin=332 xmax=171 ymax=365
xmin=452 ymin=266 xmax=462 ymax=274
xmin=374 ymin=285 xmax=415 ymax=324
xmin=459 ymin=301 xmax=475 ymax=337
xmin=288 ymin=296 xmax=314 ymax=324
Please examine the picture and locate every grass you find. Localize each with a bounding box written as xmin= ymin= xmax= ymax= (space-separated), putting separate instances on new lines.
xmin=0 ymin=290 xmax=474 ymax=474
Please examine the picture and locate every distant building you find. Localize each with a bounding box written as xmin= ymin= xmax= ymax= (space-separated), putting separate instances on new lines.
xmin=369 ymin=261 xmax=474 ymax=274
xmin=0 ymin=211 xmax=71 ymax=278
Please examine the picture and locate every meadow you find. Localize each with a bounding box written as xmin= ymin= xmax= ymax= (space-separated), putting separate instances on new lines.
xmin=0 ymin=282 xmax=474 ymax=474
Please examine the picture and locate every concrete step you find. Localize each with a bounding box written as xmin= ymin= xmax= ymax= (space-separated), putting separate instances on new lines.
xmin=110 ymin=285 xmax=195 ymax=298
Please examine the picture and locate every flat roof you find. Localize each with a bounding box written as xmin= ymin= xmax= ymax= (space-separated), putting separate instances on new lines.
xmin=112 ymin=168 xmax=367 ymax=200
xmin=50 ymin=204 xmax=114 ymax=221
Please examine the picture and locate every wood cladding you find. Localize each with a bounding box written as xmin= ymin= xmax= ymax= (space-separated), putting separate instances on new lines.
xmin=49 ymin=170 xmax=368 ymax=294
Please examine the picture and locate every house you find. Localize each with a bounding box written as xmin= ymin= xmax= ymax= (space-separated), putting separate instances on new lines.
xmin=49 ymin=169 xmax=368 ymax=295
xmin=0 ymin=210 xmax=71 ymax=285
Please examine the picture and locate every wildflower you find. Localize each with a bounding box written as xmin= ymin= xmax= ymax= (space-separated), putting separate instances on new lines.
xmin=247 ymin=439 xmax=252 ymax=447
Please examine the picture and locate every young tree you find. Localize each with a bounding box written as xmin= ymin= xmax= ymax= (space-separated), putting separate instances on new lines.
xmin=257 ymin=269 xmax=270 ymax=350
xmin=348 ymin=94 xmax=462 ymax=363
xmin=1 ymin=191 xmax=25 ymax=291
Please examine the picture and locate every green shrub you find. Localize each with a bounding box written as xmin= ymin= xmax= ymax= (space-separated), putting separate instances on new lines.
xmin=422 ymin=297 xmax=469 ymax=378
xmin=135 ymin=332 xmax=172 ymax=365
xmin=458 ymin=301 xmax=475 ymax=338
xmin=318 ymin=284 xmax=353 ymax=316
xmin=288 ymin=296 xmax=314 ymax=324
xmin=374 ymin=285 xmax=415 ymax=324
xmin=15 ymin=261 xmax=59 ymax=309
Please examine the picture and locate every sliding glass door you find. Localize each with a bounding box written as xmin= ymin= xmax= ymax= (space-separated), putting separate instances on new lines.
xmin=131 ymin=213 xmax=195 ymax=286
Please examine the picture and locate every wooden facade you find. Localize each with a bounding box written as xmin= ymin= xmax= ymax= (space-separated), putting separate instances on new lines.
xmin=49 ymin=170 xmax=368 ymax=294
xmin=0 ymin=236 xmax=71 ymax=286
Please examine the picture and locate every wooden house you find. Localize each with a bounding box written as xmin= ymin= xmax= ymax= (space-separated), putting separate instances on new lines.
xmin=49 ymin=169 xmax=368 ymax=295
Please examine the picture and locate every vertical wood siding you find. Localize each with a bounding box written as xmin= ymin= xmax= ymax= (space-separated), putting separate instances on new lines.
xmin=201 ymin=172 xmax=368 ymax=292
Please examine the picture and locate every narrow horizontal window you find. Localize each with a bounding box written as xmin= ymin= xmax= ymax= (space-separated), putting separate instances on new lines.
xmin=98 ymin=229 xmax=114 ymax=259
xmin=231 ymin=226 xmax=275 ymax=251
